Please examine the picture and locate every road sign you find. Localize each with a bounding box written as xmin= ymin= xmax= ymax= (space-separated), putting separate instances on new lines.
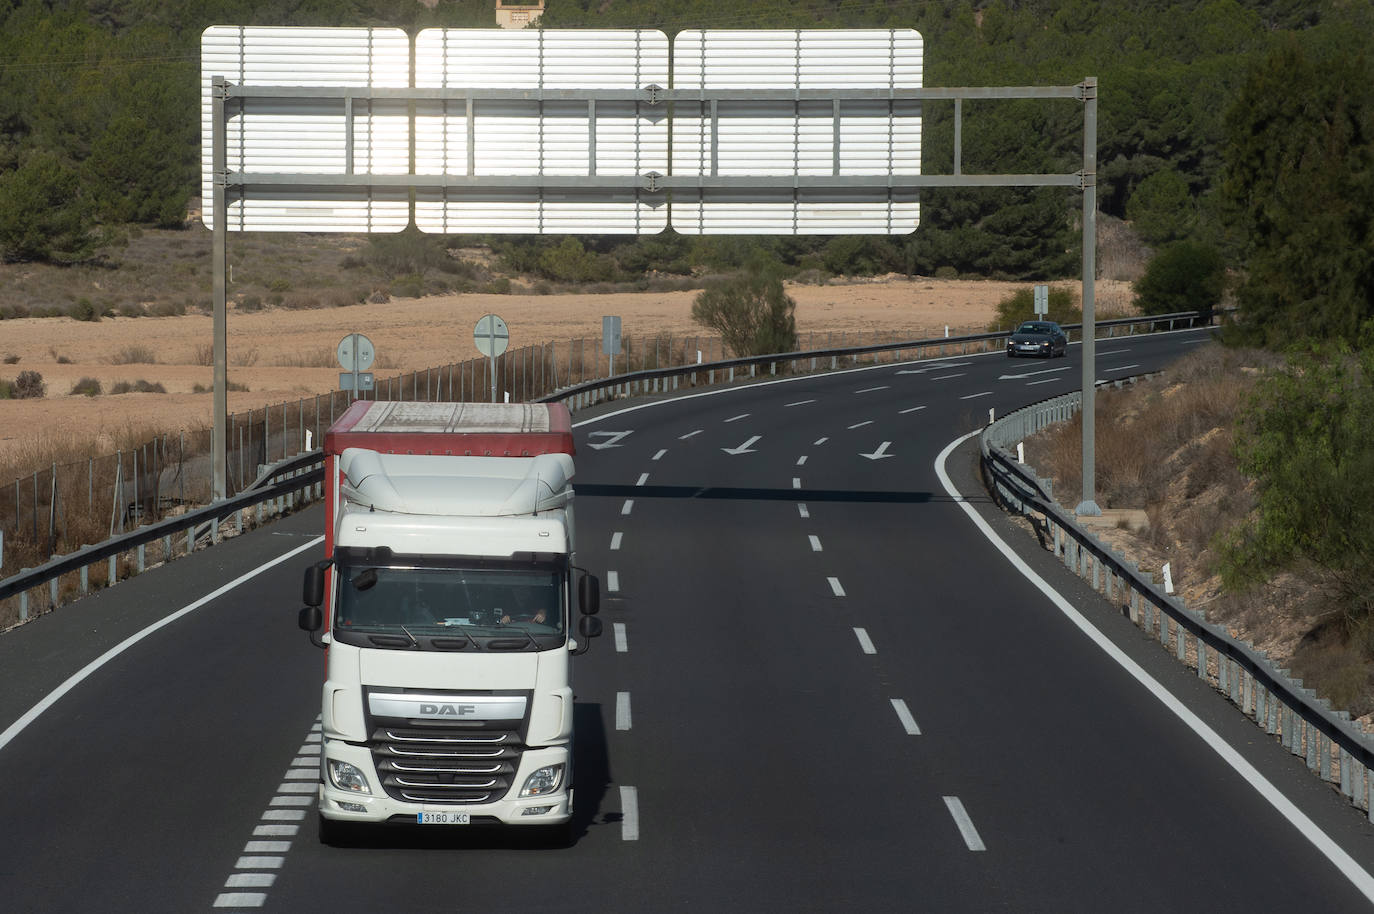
xmin=337 ymin=333 xmax=376 ymax=372
xmin=474 ymin=314 xmax=510 ymax=357
xmin=1034 ymin=284 xmax=1049 ymax=317
xmin=339 ymin=371 xmax=375 ymax=392
xmin=602 ymin=316 xmax=622 ymax=356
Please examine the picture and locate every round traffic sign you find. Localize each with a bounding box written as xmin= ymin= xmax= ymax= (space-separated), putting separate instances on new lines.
xmin=474 ymin=314 xmax=510 ymax=357
xmin=336 ymin=333 xmax=376 ymax=371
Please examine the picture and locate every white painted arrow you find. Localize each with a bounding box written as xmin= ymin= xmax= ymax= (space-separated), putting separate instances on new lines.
xmin=861 ymin=441 xmax=895 ymax=460
xmin=588 ymin=430 xmax=634 ymax=450
xmin=998 ymin=366 xmax=1071 ymax=381
xmin=721 ymin=435 xmax=761 ymax=455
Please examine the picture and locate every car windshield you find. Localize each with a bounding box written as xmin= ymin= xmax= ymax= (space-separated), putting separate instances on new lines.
xmin=334 ymin=558 xmax=565 ymax=648
xmin=1017 ymin=322 xmax=1054 ymax=334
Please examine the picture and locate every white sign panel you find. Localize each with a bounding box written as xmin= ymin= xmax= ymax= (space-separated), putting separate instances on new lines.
xmin=201 ymin=26 xmax=411 ymax=232
xmin=671 ymin=29 xmax=922 ymax=235
xmin=413 ymin=29 xmax=670 ymax=234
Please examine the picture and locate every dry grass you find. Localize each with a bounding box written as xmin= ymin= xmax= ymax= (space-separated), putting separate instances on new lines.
xmin=107 ymin=344 xmax=158 ymax=365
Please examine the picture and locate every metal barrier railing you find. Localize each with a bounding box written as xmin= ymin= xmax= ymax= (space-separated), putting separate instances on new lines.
xmin=980 ymin=380 xmax=1374 ymax=821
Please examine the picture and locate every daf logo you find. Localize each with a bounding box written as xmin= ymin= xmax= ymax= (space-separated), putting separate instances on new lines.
xmin=420 ymin=703 xmax=477 ymax=716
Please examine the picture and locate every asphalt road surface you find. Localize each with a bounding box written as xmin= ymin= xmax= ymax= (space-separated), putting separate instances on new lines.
xmin=2 ymin=328 xmax=1372 ymax=913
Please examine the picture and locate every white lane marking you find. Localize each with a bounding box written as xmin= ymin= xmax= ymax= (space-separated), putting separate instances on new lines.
xmin=1027 ymin=378 xmax=1062 ymax=386
xmin=934 ymin=431 xmax=1374 ymax=902
xmin=214 ymin=893 xmax=267 ymax=908
xmin=786 ymin=399 xmax=816 ymax=407
xmin=943 ymin=797 xmax=987 ymax=851
xmin=814 ymin=437 xmax=829 ymax=446
xmin=244 ymin=841 xmax=291 ymax=854
xmin=616 ymin=692 xmax=632 ymax=731
xmin=860 ymin=441 xmax=894 ymax=461
xmin=891 ymin=699 xmax=921 ymax=735
xmin=276 ymin=782 xmax=315 ymax=794
xmin=1097 ymin=348 xmax=1131 ymax=356
xmin=899 ymin=405 xmax=927 ymax=414
xmin=283 ymin=768 xmax=314 ymax=780
xmin=679 ymin=429 xmax=702 ymax=439
xmin=796 ymin=455 xmax=808 ymax=466
xmin=270 ymin=796 xmax=313 ymax=807
xmin=262 ymin=810 xmax=306 ymax=822
xmin=0 ymin=536 xmax=324 ymax=755
xmin=610 ymin=532 xmax=623 ymax=550
xmin=614 ymin=622 xmax=628 ymax=653
xmin=999 ymin=365 xmax=1072 ymax=380
xmin=828 ymin=577 xmax=846 ymax=597
xmin=959 ymin=391 xmax=993 ymax=400
xmin=253 ymin=826 xmax=298 ymax=837
xmin=607 ymin=571 xmax=620 ymax=593
xmin=848 ymin=420 xmax=873 ymax=429
xmin=1101 ymin=363 xmax=1141 ymax=373
xmin=635 ymin=472 xmax=650 ymax=486
xmin=652 ymin=449 xmax=667 ymax=461
xmin=621 ymin=499 xmax=634 ymax=516
xmin=809 ymin=535 xmax=823 ymax=552
xmin=721 ymin=435 xmax=761 ymax=455
xmin=724 ymin=413 xmax=750 ymax=423
xmin=587 ymin=430 xmax=634 ymax=450
xmin=235 ymin=857 xmax=285 ymax=870
xmin=855 ymin=385 xmax=890 ymax=394
xmin=797 ymin=503 xmax=809 ymax=518
xmin=792 ymin=477 xmax=802 ymax=489
xmin=931 ymin=372 xmax=967 ymax=380
xmin=226 ymin=873 xmax=276 ymax=888
xmin=853 ymin=627 xmax=876 ymax=655
xmin=620 ymin=786 xmax=640 ymax=840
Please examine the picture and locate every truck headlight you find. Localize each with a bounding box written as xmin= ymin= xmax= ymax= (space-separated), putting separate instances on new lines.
xmin=519 ymin=764 xmax=564 ymax=798
xmin=327 ymin=759 xmax=372 ymax=794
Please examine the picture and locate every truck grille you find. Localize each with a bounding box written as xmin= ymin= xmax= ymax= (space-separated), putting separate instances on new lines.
xmin=370 ymin=726 xmax=525 ymax=804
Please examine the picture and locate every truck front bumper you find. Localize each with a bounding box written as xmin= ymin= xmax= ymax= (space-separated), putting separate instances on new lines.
xmin=317 ymin=738 xmax=572 ymax=826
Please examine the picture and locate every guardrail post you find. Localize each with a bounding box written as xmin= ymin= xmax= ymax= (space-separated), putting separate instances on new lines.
xmin=80 ymin=563 xmax=89 ymax=595
xmin=108 ymin=555 xmax=116 ymax=586
xmin=1176 ymin=624 xmax=1186 ymax=662
xmin=137 ymin=543 xmax=146 ymax=574
xmin=1196 ymin=637 xmax=1206 ymax=680
xmin=19 ymin=589 xmax=26 ymax=622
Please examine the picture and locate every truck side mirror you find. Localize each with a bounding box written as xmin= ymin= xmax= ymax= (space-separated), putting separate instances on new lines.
xmin=578 ymin=573 xmax=600 ymax=616
xmin=299 ymin=605 xmax=322 ymax=633
xmin=303 ymin=564 xmax=326 ymax=607
xmin=578 ymin=615 xmax=602 ymax=640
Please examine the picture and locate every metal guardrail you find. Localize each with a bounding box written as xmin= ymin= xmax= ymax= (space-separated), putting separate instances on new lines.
xmin=1 ymin=307 xmax=1214 ymax=628
xmin=980 ymin=380 xmax=1374 ymax=821
xmin=540 ymin=309 xmax=1222 ymax=408
xmin=0 ymin=452 xmax=324 ymax=622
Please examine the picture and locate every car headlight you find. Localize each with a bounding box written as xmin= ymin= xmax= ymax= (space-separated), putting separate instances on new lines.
xmin=519 ymin=764 xmax=565 ymax=798
xmin=327 ymin=759 xmax=372 ymax=794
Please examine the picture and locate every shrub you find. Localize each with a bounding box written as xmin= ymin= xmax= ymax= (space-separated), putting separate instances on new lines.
xmin=389 ymin=275 xmax=423 ymax=298
xmin=237 ymin=294 xmax=263 ymax=312
xmin=268 ymin=278 xmax=292 ymax=293
xmin=13 ymin=370 xmax=46 ymax=398
xmin=988 ymin=286 xmax=1081 ymax=331
xmin=116 ymin=302 xmax=145 ymax=318
xmin=0 ymin=379 xmax=10 ymax=398
xmin=110 ymin=379 xmax=167 ymax=394
xmin=2 ymin=354 xmax=17 ymax=364
xmin=70 ymin=377 xmax=102 ymax=396
xmin=71 ymin=298 xmax=100 ymax=322
xmin=691 ymin=258 xmax=797 ymax=357
xmin=108 ymin=344 xmax=158 ymax=365
xmin=1135 ymin=241 xmax=1227 ymax=322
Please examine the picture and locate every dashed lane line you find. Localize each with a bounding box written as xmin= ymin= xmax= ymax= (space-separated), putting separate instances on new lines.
xmin=853 ymin=627 xmax=876 ymax=655
xmin=792 ymin=478 xmax=802 ymax=490
xmin=620 ymin=786 xmax=640 ymax=841
xmin=796 ymin=455 xmax=808 ymax=466
xmin=943 ymin=797 xmax=987 ymax=851
xmin=809 ymin=535 xmax=823 ymax=552
xmin=814 ymin=437 xmax=829 ymax=446
xmin=635 ymin=472 xmax=650 ymax=486
xmin=610 ymin=532 xmax=623 ymax=550
xmin=891 ymin=699 xmax=921 ymax=735
xmin=959 ymin=391 xmax=993 ymax=400
xmin=797 ymin=503 xmax=809 ymax=518
xmin=616 ymin=692 xmax=632 ymax=731
xmin=828 ymin=577 xmax=846 ymax=597
xmin=724 ymin=413 xmax=750 ymax=423
xmin=786 ymin=399 xmax=816 ymax=408
xmin=679 ymin=429 xmax=702 ymax=440
xmin=855 ymin=385 xmax=891 ymax=394
xmin=614 ymin=622 xmax=628 ymax=653
xmin=607 ymin=571 xmax=620 ymax=593
xmin=848 ymin=421 xmax=873 ymax=430
xmin=899 ymin=405 xmax=927 ymax=414
xmin=931 ymin=372 xmax=967 ymax=381
xmin=621 ymin=499 xmax=634 ymax=516
xmin=652 ymin=449 xmax=667 ymax=461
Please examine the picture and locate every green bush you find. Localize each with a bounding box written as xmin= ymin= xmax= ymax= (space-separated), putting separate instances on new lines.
xmin=1134 ymin=242 xmax=1226 ymax=321
xmin=237 ymin=294 xmax=263 ymax=312
xmin=691 ymin=259 xmax=797 ymax=357
xmin=70 ymin=377 xmax=102 ymax=396
xmin=110 ymin=379 xmax=167 ymax=394
xmin=71 ymin=298 xmax=100 ymax=322
xmin=988 ymin=286 xmax=1081 ymax=332
xmin=13 ymin=370 xmax=46 ymax=398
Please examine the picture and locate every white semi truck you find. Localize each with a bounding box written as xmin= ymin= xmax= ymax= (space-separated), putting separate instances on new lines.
xmin=298 ymin=401 xmax=601 ymax=844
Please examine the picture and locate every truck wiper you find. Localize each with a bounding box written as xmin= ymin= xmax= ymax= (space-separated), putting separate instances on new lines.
xmin=398 ymin=625 xmax=419 ymax=648
xmin=488 ymin=629 xmax=540 ymax=651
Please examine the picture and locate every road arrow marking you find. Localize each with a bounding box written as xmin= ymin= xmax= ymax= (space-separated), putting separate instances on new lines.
xmin=998 ymin=366 xmax=1071 ymax=381
xmin=721 ymin=435 xmax=761 ymax=455
xmin=588 ymin=430 xmax=634 ymax=450
xmin=861 ymin=441 xmax=895 ymax=460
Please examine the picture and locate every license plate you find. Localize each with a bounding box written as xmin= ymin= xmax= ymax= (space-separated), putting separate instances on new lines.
xmin=418 ymin=810 xmax=471 ymax=825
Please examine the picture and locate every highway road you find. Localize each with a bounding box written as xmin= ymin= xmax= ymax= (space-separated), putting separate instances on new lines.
xmin=3 ymin=327 xmax=1373 ymax=912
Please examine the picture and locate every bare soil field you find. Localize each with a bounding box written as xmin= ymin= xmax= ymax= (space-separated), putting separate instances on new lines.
xmin=0 ymin=276 xmax=1134 ymax=462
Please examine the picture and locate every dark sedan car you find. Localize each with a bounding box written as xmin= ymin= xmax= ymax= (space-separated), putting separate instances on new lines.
xmin=1006 ymin=320 xmax=1068 ymax=358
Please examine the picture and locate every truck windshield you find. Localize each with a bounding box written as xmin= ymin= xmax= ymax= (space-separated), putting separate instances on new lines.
xmin=334 ymin=557 xmax=565 ymax=650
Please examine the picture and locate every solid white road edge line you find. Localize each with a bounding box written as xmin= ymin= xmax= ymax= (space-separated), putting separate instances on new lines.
xmin=943 ymin=796 xmax=987 ymax=851
xmin=0 ymin=535 xmax=325 ymax=755
xmin=935 ymin=430 xmax=1374 ymax=902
